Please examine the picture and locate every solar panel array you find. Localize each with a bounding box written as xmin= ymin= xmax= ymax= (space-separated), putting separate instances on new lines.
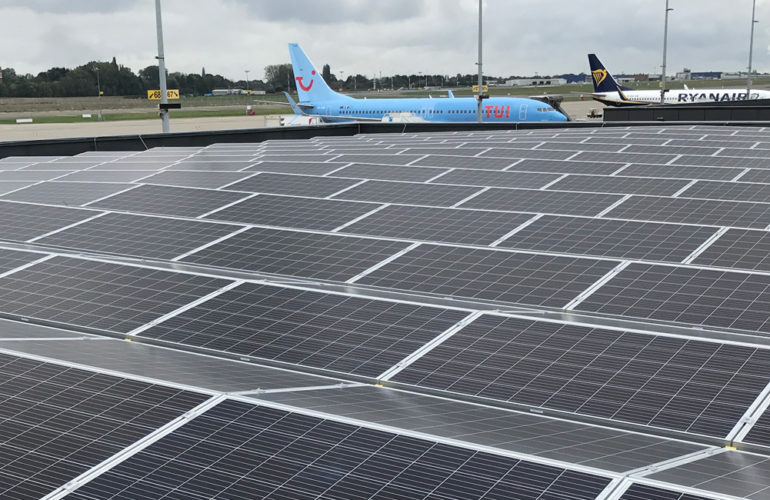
xmin=2 ymin=125 xmax=770 ymax=499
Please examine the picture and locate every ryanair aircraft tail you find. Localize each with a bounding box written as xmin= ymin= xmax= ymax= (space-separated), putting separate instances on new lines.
xmin=288 ymin=43 xmax=352 ymax=103
xmin=587 ymin=54 xmax=633 ymax=93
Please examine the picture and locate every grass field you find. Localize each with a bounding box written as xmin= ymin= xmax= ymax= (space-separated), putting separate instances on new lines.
xmin=0 ymin=107 xmax=287 ymax=125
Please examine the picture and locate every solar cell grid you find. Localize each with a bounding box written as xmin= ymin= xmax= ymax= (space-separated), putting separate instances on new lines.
xmin=0 ymin=171 xmax=73 ymax=182
xmin=140 ymin=170 xmax=253 ymax=189
xmin=674 ymin=155 xmax=769 ymax=168
xmin=99 ymin=160 xmax=178 ymax=170
xmin=393 ymin=315 xmax=770 ymax=437
xmin=89 ymin=184 xmax=250 ymax=218
xmin=203 ymin=193 xmax=381 ymax=231
xmin=691 ymin=228 xmax=770 ymax=272
xmin=332 ymin=179 xmax=484 ymax=207
xmin=604 ymin=195 xmax=770 ymax=229
xmin=718 ymin=147 xmax=770 ymax=158
xmin=182 ymin=226 xmax=410 ymax=282
xmin=243 ymin=160 xmax=345 ymax=175
xmin=577 ymin=262 xmax=770 ymax=334
xmin=526 ymin=142 xmax=626 ymax=152
xmin=225 ymin=172 xmax=359 ymax=197
xmin=325 ymin=154 xmax=424 ymax=165
xmin=481 ymin=148 xmax=576 ymax=160
xmin=744 ymin=406 xmax=770 ymax=446
xmin=506 ymin=158 xmax=626 ymax=175
xmin=619 ymin=484 xmax=713 ymax=500
xmin=357 ymin=244 xmax=618 ymax=307
xmin=49 ymin=170 xmax=151 ymax=183
xmin=411 ymin=155 xmax=514 ymax=170
xmin=141 ymin=283 xmax=468 ymax=377
xmin=2 ymin=182 xmax=133 ymax=206
xmin=570 ymin=151 xmax=678 ymax=165
xmin=677 ymin=180 xmax=770 ymax=203
xmin=162 ymin=160 xmax=253 ymax=171
xmin=429 ymin=169 xmax=560 ymax=189
xmin=36 ymin=212 xmax=243 ymax=260
xmin=340 ymin=205 xmax=535 ymax=245
xmin=461 ymin=187 xmax=623 ymax=216
xmin=327 ymin=163 xmax=449 ymax=182
xmin=65 ymin=400 xmax=612 ymax=500
xmin=0 ymin=248 xmax=48 ymax=273
xmin=624 ymin=145 xmax=721 ymax=156
xmin=620 ymin=163 xmax=742 ymax=181
xmin=547 ymin=175 xmax=690 ymax=196
xmin=498 ymin=215 xmax=717 ymax=262
xmin=0 ymin=256 xmax=230 ymax=333
xmin=738 ymin=169 xmax=770 ymax=184
xmin=402 ymin=147 xmax=488 ymax=156
xmin=0 ymin=352 xmax=209 ymax=500
xmin=0 ymin=200 xmax=98 ymax=242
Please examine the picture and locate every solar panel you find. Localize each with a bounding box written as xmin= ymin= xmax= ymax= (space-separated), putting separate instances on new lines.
xmin=719 ymin=147 xmax=770 ymax=158
xmin=604 ymin=195 xmax=770 ymax=229
xmin=690 ymin=228 xmax=770 ymax=271
xmin=65 ymin=400 xmax=612 ymax=500
xmin=529 ymin=142 xmax=626 ymax=152
xmin=140 ymin=170 xmax=254 ymax=189
xmin=0 ymin=352 xmax=209 ymax=500
xmin=460 ymin=187 xmax=623 ymax=216
xmin=332 ymin=179 xmax=483 ymax=207
xmin=497 ymin=215 xmax=717 ymax=262
xmin=0 ymin=256 xmax=230 ymax=333
xmin=619 ymin=484 xmax=713 ymax=500
xmin=547 ymin=175 xmax=691 ymax=196
xmin=329 ymin=153 xmax=424 ymax=165
xmin=203 ymin=193 xmax=382 ymax=231
xmin=570 ymin=151 xmax=678 ymax=164
xmin=577 ymin=262 xmax=770 ymax=334
xmin=242 ymin=161 xmax=345 ymax=175
xmin=0 ymin=248 xmax=49 ymax=273
xmin=140 ymin=283 xmax=468 ymax=377
xmin=624 ymin=144 xmax=720 ymax=156
xmin=677 ymin=180 xmax=770 ymax=203
xmin=181 ymin=226 xmax=410 ymax=282
xmin=55 ymin=170 xmax=153 ymax=182
xmin=1 ymin=182 xmax=133 ymax=206
xmin=744 ymin=407 xmax=770 ymax=446
xmin=36 ymin=212 xmax=243 ymax=260
xmin=506 ymin=159 xmax=626 ymax=175
xmin=328 ymin=163 xmax=449 ymax=182
xmin=412 ymin=155 xmax=515 ymax=170
xmin=482 ymin=148 xmax=576 ymax=160
xmin=619 ymin=163 xmax=742 ymax=181
xmin=393 ymin=315 xmax=770 ymax=436
xmin=340 ymin=204 xmax=535 ymax=245
xmin=88 ymin=184 xmax=250 ymax=218
xmin=225 ymin=172 xmax=359 ymax=197
xmin=431 ymin=169 xmax=560 ymax=189
xmin=357 ymin=244 xmax=618 ymax=307
xmin=258 ymin=385 xmax=707 ymax=473
xmin=738 ymin=168 xmax=770 ymax=184
xmin=162 ymin=160 xmax=252 ymax=171
xmin=99 ymin=160 xmax=178 ymax=170
xmin=0 ymin=200 xmax=99 ymax=242
xmin=674 ymin=155 xmax=768 ymax=168
xmin=0 ymin=170 xmax=71 ymax=181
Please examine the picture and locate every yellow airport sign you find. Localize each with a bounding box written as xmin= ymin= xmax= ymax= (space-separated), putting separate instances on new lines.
xmin=147 ymin=89 xmax=180 ymax=100
xmin=472 ymin=85 xmax=489 ymax=93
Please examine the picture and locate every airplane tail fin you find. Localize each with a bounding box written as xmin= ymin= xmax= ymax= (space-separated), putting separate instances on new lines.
xmin=588 ymin=54 xmax=632 ymax=93
xmin=288 ymin=43 xmax=351 ymax=103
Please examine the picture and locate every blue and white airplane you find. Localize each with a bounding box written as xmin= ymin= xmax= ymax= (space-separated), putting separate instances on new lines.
xmin=286 ymin=43 xmax=568 ymax=123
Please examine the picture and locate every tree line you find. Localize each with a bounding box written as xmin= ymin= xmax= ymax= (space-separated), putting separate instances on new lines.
xmin=0 ymin=58 xmax=586 ymax=98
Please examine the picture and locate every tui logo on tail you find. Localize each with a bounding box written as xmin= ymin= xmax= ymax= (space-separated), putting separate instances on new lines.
xmin=296 ymin=71 xmax=315 ymax=91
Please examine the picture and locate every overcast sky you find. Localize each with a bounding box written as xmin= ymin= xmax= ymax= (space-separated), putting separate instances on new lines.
xmin=1 ymin=0 xmax=768 ymax=80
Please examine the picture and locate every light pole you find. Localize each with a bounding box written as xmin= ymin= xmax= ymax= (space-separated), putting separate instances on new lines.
xmin=477 ymin=0 xmax=483 ymax=122
xmin=155 ymin=0 xmax=170 ymax=133
xmin=418 ymin=71 xmax=422 ymax=89
xmin=747 ymin=0 xmax=758 ymax=97
xmin=245 ymin=69 xmax=250 ymax=93
xmin=660 ymin=0 xmax=673 ymax=105
xmin=340 ymin=70 xmax=344 ymax=89
xmin=94 ymin=67 xmax=102 ymax=121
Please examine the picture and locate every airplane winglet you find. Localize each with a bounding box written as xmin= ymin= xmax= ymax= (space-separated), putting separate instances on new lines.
xmin=284 ymin=92 xmax=306 ymax=116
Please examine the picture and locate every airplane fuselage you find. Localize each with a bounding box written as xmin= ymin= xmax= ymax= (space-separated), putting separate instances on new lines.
xmin=308 ymin=96 xmax=567 ymax=123
xmin=592 ymin=89 xmax=770 ymax=107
